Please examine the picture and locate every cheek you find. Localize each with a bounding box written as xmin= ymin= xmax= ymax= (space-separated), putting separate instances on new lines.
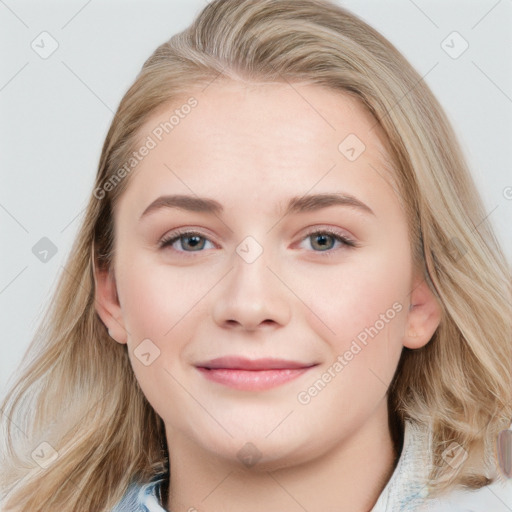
xmin=114 ymin=253 xmax=220 ymax=381
xmin=291 ymin=240 xmax=412 ymax=386
xmin=294 ymin=261 xmax=409 ymax=425
xmin=297 ymin=250 xmax=412 ymax=343
xmin=114 ymin=256 xmax=209 ymax=425
xmin=116 ymin=253 xmax=213 ymax=339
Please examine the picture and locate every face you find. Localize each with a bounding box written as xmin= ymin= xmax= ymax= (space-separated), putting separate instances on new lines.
xmin=96 ymin=80 xmax=440 ymax=470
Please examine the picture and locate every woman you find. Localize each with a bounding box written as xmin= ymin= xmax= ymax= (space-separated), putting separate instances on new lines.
xmin=1 ymin=0 xmax=511 ymax=510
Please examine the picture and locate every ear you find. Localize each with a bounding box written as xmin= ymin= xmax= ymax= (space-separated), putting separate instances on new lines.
xmin=403 ymin=274 xmax=442 ymax=349
xmin=92 ymin=252 xmax=128 ymax=345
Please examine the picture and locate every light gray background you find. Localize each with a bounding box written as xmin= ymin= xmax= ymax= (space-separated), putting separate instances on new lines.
xmin=1 ymin=0 xmax=511 ymax=407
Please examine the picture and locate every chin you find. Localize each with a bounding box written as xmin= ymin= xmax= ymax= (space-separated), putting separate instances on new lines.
xmin=200 ymin=430 xmax=321 ymax=473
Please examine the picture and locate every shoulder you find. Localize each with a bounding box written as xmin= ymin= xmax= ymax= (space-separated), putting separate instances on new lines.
xmin=111 ymin=474 xmax=167 ymax=512
xmin=371 ymin=420 xmax=512 ymax=512
xmin=419 ymin=478 xmax=512 ymax=512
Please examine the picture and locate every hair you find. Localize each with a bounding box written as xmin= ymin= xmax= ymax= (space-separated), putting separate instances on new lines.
xmin=1 ymin=0 xmax=511 ymax=510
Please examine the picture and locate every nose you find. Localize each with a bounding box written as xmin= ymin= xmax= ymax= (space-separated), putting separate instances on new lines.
xmin=212 ymin=248 xmax=292 ymax=332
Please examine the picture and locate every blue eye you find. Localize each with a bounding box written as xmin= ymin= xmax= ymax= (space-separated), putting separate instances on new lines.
xmin=159 ymin=228 xmax=357 ymax=256
xmin=301 ymin=229 xmax=356 ymax=254
xmin=159 ymin=231 xmax=215 ymax=252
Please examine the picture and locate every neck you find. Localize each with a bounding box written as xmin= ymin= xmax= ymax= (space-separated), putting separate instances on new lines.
xmin=165 ymin=402 xmax=399 ymax=512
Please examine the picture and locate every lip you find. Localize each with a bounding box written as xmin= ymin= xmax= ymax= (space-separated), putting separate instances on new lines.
xmin=195 ymin=356 xmax=318 ymax=391
xmin=196 ymin=356 xmax=315 ymax=370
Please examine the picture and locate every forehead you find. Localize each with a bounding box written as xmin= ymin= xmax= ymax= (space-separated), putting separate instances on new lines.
xmin=116 ymin=80 xmax=399 ymax=219
xmin=146 ymin=80 xmax=386 ymax=161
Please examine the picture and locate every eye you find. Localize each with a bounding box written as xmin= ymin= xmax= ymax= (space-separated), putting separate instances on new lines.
xmin=159 ymin=230 xmax=215 ymax=253
xmin=299 ymin=228 xmax=357 ymax=255
xmin=158 ymin=227 xmax=357 ymax=257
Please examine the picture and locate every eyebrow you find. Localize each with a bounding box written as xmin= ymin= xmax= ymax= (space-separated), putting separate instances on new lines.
xmin=139 ymin=192 xmax=375 ymax=220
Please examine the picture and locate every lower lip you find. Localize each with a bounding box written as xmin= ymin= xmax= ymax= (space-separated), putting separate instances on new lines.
xmin=196 ymin=367 xmax=312 ymax=391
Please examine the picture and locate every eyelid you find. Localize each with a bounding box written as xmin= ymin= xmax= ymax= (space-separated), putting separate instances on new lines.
xmin=158 ymin=225 xmax=358 ymax=255
xmin=299 ymin=225 xmax=357 ymax=246
xmin=159 ymin=228 xmax=218 ymax=251
xmin=295 ymin=226 xmax=358 ymax=257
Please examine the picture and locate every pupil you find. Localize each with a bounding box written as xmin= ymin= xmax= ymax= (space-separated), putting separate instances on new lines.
xmin=185 ymin=236 xmax=202 ymax=250
xmin=314 ymin=234 xmax=332 ymax=250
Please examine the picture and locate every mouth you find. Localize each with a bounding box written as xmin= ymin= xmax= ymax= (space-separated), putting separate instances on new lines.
xmin=195 ymin=356 xmax=318 ymax=391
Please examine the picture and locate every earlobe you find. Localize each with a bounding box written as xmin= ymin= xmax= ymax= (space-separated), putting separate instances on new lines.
xmin=403 ymin=276 xmax=442 ymax=349
xmin=92 ymin=255 xmax=128 ymax=345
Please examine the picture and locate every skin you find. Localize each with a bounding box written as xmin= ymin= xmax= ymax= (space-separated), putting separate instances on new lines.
xmin=95 ymin=80 xmax=441 ymax=512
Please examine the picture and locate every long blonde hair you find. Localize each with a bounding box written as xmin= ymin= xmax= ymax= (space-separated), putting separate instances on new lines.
xmin=1 ymin=0 xmax=511 ymax=509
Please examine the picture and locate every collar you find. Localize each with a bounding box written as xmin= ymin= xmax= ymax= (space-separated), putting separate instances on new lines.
xmin=370 ymin=419 xmax=432 ymax=512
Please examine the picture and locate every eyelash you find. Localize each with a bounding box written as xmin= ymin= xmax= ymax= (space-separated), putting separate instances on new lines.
xmin=158 ymin=227 xmax=358 ymax=258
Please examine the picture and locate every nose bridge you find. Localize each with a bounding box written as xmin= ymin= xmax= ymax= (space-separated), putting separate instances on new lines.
xmin=212 ymin=234 xmax=291 ymax=330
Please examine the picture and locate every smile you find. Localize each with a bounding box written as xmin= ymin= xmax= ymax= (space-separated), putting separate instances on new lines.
xmin=195 ymin=357 xmax=318 ymax=391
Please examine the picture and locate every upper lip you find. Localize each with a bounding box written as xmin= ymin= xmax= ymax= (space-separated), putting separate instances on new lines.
xmin=196 ymin=356 xmax=317 ymax=370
